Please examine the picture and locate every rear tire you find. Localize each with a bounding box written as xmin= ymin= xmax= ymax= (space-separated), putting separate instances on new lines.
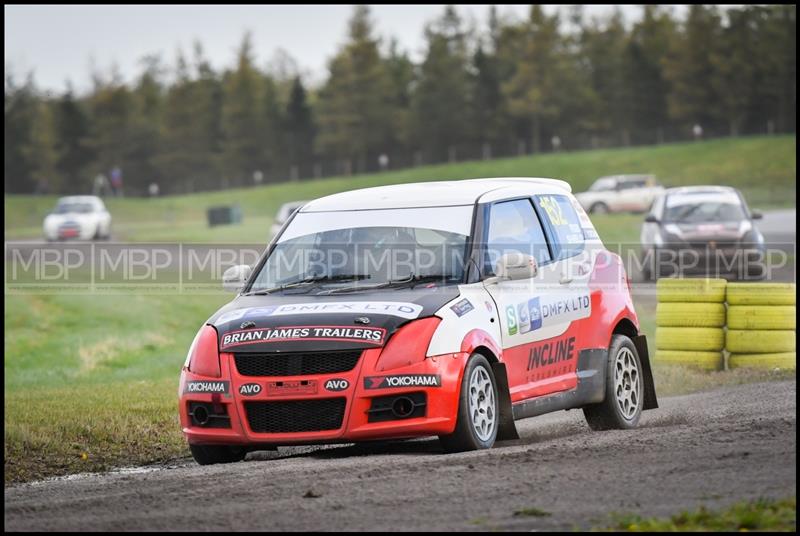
xmin=584 ymin=335 xmax=644 ymax=431
xmin=439 ymin=354 xmax=499 ymax=453
xmin=189 ymin=444 xmax=247 ymax=465
xmin=589 ymin=202 xmax=610 ymax=214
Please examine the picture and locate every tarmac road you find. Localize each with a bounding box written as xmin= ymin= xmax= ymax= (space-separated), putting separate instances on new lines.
xmin=4 ymin=380 xmax=796 ymax=531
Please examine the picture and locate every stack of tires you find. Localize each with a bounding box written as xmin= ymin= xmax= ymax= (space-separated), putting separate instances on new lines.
xmin=726 ymin=283 xmax=796 ymax=370
xmin=655 ymin=278 xmax=727 ymax=371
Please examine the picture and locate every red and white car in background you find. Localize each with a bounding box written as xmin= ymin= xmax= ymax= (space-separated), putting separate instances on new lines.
xmin=179 ymin=178 xmax=658 ymax=465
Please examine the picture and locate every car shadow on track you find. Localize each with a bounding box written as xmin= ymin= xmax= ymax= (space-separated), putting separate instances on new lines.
xmin=244 ymin=411 xmax=690 ymax=463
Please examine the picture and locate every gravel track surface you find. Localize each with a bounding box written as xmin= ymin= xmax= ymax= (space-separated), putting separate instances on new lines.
xmin=5 ymin=380 xmax=795 ymax=531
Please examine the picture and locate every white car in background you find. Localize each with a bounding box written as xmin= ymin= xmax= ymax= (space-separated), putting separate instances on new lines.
xmin=43 ymin=196 xmax=112 ymax=241
xmin=575 ymin=174 xmax=664 ymax=214
xmin=270 ymin=200 xmax=307 ymax=238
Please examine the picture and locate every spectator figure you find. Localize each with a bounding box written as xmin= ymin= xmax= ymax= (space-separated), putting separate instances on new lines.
xmin=551 ymin=135 xmax=562 ymax=152
xmin=110 ymin=166 xmax=124 ymax=197
xmin=93 ymin=173 xmax=109 ymax=196
xmin=378 ymin=153 xmax=389 ymax=171
xmin=148 ymin=182 xmax=160 ymax=197
xmin=692 ymin=124 xmax=703 ymax=141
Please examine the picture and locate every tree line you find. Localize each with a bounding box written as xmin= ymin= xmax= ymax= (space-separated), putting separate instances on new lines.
xmin=4 ymin=5 xmax=796 ymax=195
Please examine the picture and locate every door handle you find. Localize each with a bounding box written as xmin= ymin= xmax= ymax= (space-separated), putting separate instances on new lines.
xmin=559 ymin=275 xmax=573 ymax=285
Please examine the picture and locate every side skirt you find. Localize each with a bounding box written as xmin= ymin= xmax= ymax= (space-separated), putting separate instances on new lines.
xmin=511 ymin=349 xmax=607 ymax=421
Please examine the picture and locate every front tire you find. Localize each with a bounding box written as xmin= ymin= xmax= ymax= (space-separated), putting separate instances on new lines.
xmin=583 ymin=335 xmax=644 ymax=430
xmin=189 ymin=444 xmax=247 ymax=465
xmin=439 ymin=354 xmax=499 ymax=453
xmin=589 ymin=202 xmax=610 ymax=214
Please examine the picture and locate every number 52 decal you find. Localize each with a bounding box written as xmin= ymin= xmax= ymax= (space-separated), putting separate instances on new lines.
xmin=539 ymin=196 xmax=568 ymax=226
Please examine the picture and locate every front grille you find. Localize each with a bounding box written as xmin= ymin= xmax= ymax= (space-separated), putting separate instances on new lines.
xmin=233 ymin=350 xmax=362 ymax=377
xmin=245 ymin=398 xmax=346 ymax=433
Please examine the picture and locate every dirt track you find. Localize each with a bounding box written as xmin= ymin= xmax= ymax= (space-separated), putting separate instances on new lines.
xmin=4 ymin=380 xmax=795 ymax=531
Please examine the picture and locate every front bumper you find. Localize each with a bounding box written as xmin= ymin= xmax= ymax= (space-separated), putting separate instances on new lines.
xmin=179 ymin=349 xmax=468 ymax=446
xmin=647 ymin=244 xmax=765 ymax=276
xmin=44 ymin=223 xmax=96 ymax=241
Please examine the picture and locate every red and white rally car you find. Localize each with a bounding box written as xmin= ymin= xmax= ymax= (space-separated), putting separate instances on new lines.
xmin=179 ymin=178 xmax=658 ymax=464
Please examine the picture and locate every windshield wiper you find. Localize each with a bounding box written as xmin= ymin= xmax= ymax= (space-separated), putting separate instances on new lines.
xmin=244 ymin=274 xmax=370 ymax=295
xmin=318 ymin=274 xmax=456 ymax=295
xmin=389 ymin=274 xmax=458 ymax=289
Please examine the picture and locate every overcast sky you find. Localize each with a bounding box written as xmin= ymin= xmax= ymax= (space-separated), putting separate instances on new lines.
xmin=5 ymin=4 xmax=688 ymax=94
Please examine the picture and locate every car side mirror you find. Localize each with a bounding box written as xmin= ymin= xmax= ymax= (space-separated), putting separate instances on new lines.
xmin=493 ymin=252 xmax=538 ymax=282
xmin=222 ymin=264 xmax=252 ymax=293
xmin=644 ymin=214 xmax=659 ymax=223
xmin=750 ymin=210 xmax=763 ymax=220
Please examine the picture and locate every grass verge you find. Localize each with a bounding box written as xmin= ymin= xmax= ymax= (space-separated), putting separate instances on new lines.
xmin=4 ymin=293 xmax=227 ymax=485
xmin=4 ymin=378 xmax=185 ymax=483
xmin=5 ymin=135 xmax=796 ymax=242
xmin=599 ymin=496 xmax=796 ymax=531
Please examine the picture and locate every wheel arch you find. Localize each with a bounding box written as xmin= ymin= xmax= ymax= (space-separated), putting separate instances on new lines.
xmin=460 ymin=334 xmax=519 ymax=441
xmin=612 ymin=317 xmax=639 ymax=340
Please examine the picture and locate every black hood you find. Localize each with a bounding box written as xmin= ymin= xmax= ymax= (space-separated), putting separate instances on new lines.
xmin=208 ymin=287 xmax=460 ymax=353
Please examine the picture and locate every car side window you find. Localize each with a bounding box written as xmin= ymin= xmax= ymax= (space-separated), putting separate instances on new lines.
xmin=534 ymin=195 xmax=585 ymax=259
xmin=485 ymin=199 xmax=551 ymax=275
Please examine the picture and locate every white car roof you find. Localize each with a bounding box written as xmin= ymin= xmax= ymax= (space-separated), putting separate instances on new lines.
xmin=300 ymin=177 xmax=572 ymax=212
xmin=665 ymin=186 xmax=737 ymax=196
xmin=58 ymin=195 xmax=102 ymax=203
xmin=598 ymin=174 xmax=654 ymax=182
xmin=664 ymin=186 xmax=742 ymax=207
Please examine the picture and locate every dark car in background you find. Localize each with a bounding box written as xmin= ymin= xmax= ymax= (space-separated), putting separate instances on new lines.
xmin=640 ymin=186 xmax=765 ymax=280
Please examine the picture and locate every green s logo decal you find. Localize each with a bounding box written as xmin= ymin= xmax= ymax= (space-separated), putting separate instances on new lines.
xmin=506 ymin=306 xmax=518 ymax=335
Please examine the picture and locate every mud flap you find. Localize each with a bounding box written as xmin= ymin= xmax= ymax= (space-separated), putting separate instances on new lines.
xmin=633 ymin=334 xmax=659 ymax=410
xmin=491 ymin=362 xmax=520 ymax=440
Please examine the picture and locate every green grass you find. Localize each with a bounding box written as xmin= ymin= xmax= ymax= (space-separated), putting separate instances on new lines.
xmin=5 ymin=135 xmax=796 ymax=242
xmin=599 ymin=497 xmax=796 ymax=531
xmin=4 ymin=292 xmax=228 ymax=484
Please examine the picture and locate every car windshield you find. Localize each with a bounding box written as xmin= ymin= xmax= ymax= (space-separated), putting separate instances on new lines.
xmin=589 ymin=178 xmax=616 ymax=191
xmin=664 ymin=201 xmax=747 ymax=223
xmin=248 ymin=206 xmax=473 ymax=294
xmin=54 ymin=202 xmax=94 ymax=214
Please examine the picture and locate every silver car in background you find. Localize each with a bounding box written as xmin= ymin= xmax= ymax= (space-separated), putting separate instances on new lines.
xmin=640 ymin=186 xmax=765 ymax=280
xmin=575 ymin=174 xmax=664 ymax=214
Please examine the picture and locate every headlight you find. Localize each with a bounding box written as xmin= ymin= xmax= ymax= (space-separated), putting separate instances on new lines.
xmin=186 ymin=325 xmax=221 ymax=377
xmin=738 ymin=220 xmax=753 ymax=235
xmin=375 ymin=317 xmax=441 ymax=371
xmin=741 ymin=229 xmax=764 ymax=246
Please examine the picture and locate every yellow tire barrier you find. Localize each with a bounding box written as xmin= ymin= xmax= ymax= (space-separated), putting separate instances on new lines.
xmin=726 ymin=330 xmax=796 ymax=354
xmin=656 ymin=278 xmax=727 ymax=303
xmin=656 ymin=302 xmax=726 ymax=328
xmin=726 ymin=305 xmax=796 ymax=331
xmin=656 ymin=327 xmax=725 ymax=352
xmin=655 ymin=350 xmax=723 ymax=371
xmin=728 ymin=352 xmax=796 ymax=370
xmin=726 ymin=282 xmax=796 ymax=306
